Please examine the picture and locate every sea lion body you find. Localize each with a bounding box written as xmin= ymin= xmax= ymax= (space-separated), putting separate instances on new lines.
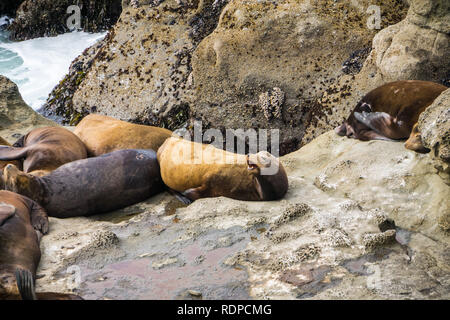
xmin=74 ymin=114 xmax=173 ymax=156
xmin=0 ymin=127 xmax=87 ymax=177
xmin=2 ymin=149 xmax=164 ymax=218
xmin=0 ymin=191 xmax=46 ymax=299
xmin=157 ymin=137 xmax=289 ymax=202
xmin=0 ymin=191 xmax=82 ymax=300
xmin=336 ymin=80 xmax=447 ymax=145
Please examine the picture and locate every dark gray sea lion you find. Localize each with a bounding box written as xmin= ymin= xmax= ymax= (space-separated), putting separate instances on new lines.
xmin=0 ymin=127 xmax=87 ymax=177
xmin=335 ymin=80 xmax=447 ymax=149
xmin=73 ymin=114 xmax=173 ymax=156
xmin=0 ymin=190 xmax=82 ymax=300
xmin=2 ymin=149 xmax=164 ymax=218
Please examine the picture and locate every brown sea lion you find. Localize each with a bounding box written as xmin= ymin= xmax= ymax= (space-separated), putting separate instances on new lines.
xmin=0 ymin=127 xmax=87 ymax=177
xmin=157 ymin=137 xmax=289 ymax=202
xmin=335 ymin=80 xmax=447 ymax=147
xmin=0 ymin=137 xmax=22 ymax=189
xmin=404 ymin=123 xmax=431 ymax=154
xmin=0 ymin=190 xmax=82 ymax=300
xmin=2 ymin=149 xmax=164 ymax=218
xmin=73 ymin=114 xmax=173 ymax=156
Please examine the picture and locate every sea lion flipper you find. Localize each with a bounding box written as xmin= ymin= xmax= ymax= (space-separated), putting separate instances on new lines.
xmin=30 ymin=201 xmax=49 ymax=235
xmin=182 ymin=185 xmax=209 ymax=202
xmin=166 ymin=188 xmax=193 ymax=205
xmin=354 ymin=111 xmax=393 ymax=133
xmin=15 ymin=269 xmax=37 ymax=300
xmin=0 ymin=146 xmax=28 ymax=161
xmin=354 ymin=111 xmax=410 ymax=140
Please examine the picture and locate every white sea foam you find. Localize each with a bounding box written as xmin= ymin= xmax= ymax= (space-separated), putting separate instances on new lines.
xmin=0 ymin=30 xmax=105 ymax=110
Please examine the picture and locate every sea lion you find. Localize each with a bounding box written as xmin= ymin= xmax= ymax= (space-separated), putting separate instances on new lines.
xmin=157 ymin=137 xmax=289 ymax=202
xmin=404 ymin=123 xmax=430 ymax=154
xmin=2 ymin=149 xmax=164 ymax=218
xmin=335 ymin=80 xmax=447 ymax=145
xmin=73 ymin=114 xmax=173 ymax=156
xmin=0 ymin=127 xmax=87 ymax=177
xmin=0 ymin=137 xmax=22 ymax=189
xmin=0 ymin=190 xmax=82 ymax=300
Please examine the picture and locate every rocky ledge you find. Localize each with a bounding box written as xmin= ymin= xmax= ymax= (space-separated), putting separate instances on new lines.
xmin=1 ymin=76 xmax=448 ymax=300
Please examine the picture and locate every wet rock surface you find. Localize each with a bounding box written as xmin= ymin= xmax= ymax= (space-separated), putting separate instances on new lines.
xmin=34 ymin=132 xmax=449 ymax=300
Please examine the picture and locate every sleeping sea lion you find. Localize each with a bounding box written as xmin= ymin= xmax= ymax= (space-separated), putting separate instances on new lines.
xmin=1 ymin=149 xmax=164 ymax=218
xmin=0 ymin=137 xmax=22 ymax=189
xmin=157 ymin=137 xmax=289 ymax=202
xmin=335 ymin=80 xmax=447 ymax=147
xmin=73 ymin=114 xmax=173 ymax=156
xmin=0 ymin=127 xmax=87 ymax=177
xmin=0 ymin=190 xmax=82 ymax=300
xmin=404 ymin=123 xmax=431 ymax=154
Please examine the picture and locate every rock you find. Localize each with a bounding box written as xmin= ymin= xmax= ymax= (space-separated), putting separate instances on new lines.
xmin=363 ymin=230 xmax=397 ymax=251
xmin=189 ymin=0 xmax=408 ymax=154
xmin=41 ymin=0 xmax=230 ymax=129
xmin=0 ymin=0 xmax=24 ymax=16
xmin=302 ymin=0 xmax=449 ymax=143
xmin=0 ymin=75 xmax=56 ymax=143
xmin=31 ymin=130 xmax=449 ymax=299
xmin=88 ymin=230 xmax=120 ymax=249
xmin=41 ymin=0 xmax=407 ymax=152
xmin=8 ymin=0 xmax=122 ymax=41
xmin=417 ymin=88 xmax=450 ymax=183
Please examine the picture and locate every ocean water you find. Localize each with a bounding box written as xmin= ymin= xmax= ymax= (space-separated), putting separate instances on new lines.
xmin=0 ymin=16 xmax=105 ymax=110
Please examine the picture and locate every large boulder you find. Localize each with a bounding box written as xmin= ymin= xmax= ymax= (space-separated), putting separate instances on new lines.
xmin=188 ymin=0 xmax=408 ymax=154
xmin=417 ymin=88 xmax=450 ymax=184
xmin=41 ymin=0 xmax=407 ymax=152
xmin=0 ymin=76 xmax=56 ymax=143
xmin=8 ymin=0 xmax=122 ymax=41
xmin=0 ymin=0 xmax=23 ymax=16
xmin=34 ymin=131 xmax=449 ymax=299
xmin=41 ymin=0 xmax=230 ymax=129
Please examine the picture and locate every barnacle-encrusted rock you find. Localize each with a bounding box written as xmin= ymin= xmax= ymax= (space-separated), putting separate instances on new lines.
xmin=190 ymin=0 xmax=408 ymax=154
xmin=88 ymin=230 xmax=119 ymax=249
xmin=259 ymin=87 xmax=285 ymax=120
xmin=363 ymin=230 xmax=396 ymax=251
xmin=41 ymin=0 xmax=229 ymax=130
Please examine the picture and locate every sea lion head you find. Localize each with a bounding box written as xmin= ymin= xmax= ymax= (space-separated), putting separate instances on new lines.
xmin=404 ymin=123 xmax=430 ymax=154
xmin=246 ymin=151 xmax=289 ymax=201
xmin=336 ymin=101 xmax=373 ymax=140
